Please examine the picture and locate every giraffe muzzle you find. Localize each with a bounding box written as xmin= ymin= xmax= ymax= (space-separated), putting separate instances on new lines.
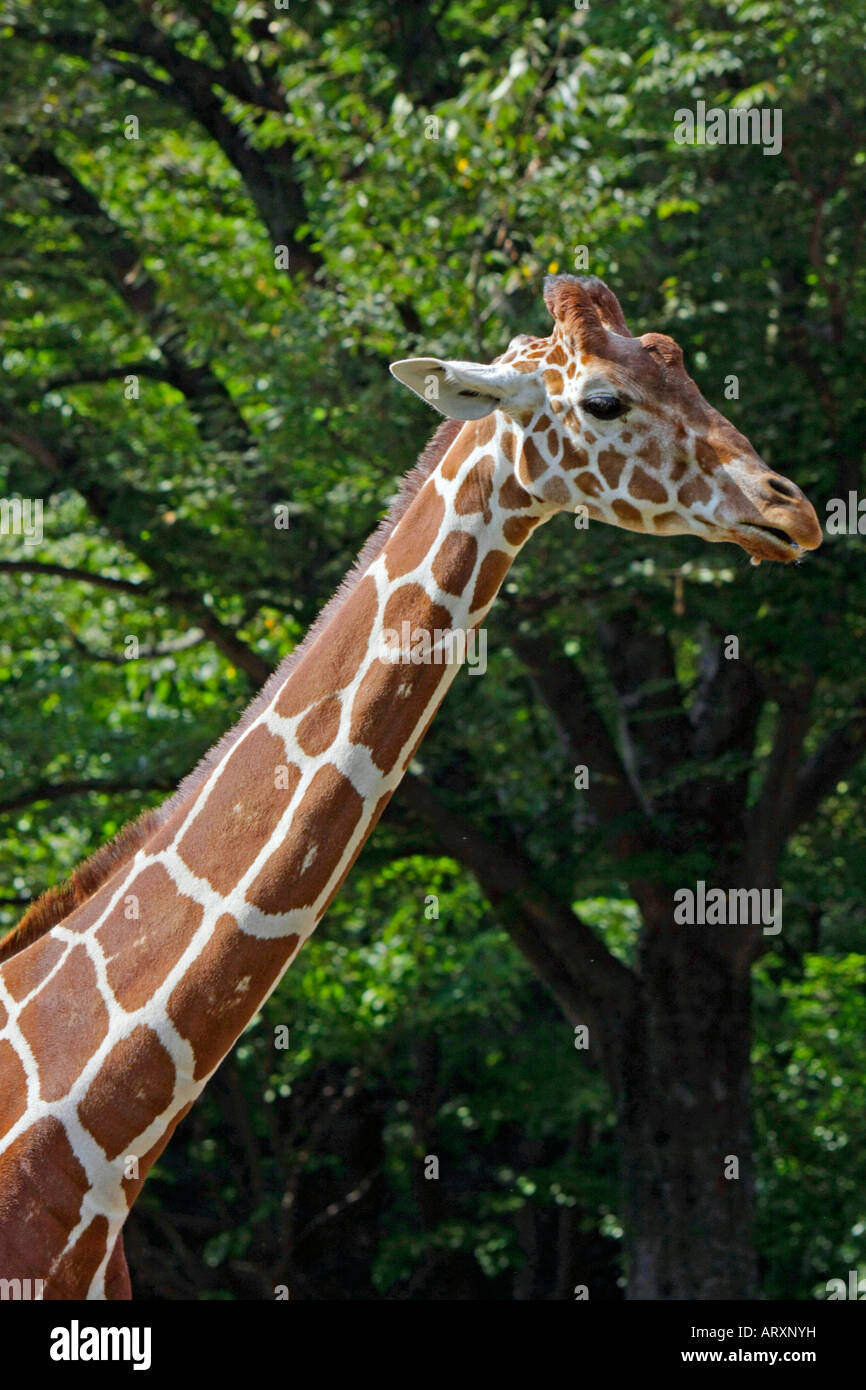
xmin=726 ymin=468 xmax=823 ymax=564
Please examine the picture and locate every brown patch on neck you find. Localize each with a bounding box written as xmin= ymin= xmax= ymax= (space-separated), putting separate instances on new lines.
xmin=0 ymin=1117 xmax=89 ymax=1284
xmin=520 ymin=438 xmax=548 ymax=484
xmin=167 ymin=914 xmax=300 ymax=1080
xmin=432 ymin=531 xmax=479 ymax=595
xmin=0 ymin=1040 xmax=27 ymax=1139
xmin=454 ymin=455 xmax=496 ymax=519
xmin=17 ymin=945 xmax=110 ymax=1102
xmin=78 ymin=1025 xmax=177 ymax=1160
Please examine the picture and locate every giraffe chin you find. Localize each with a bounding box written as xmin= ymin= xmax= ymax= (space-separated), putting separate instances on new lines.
xmin=731 ymin=523 xmax=810 ymax=566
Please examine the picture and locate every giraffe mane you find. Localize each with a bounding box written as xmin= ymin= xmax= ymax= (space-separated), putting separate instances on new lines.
xmin=0 ymin=416 xmax=464 ymax=965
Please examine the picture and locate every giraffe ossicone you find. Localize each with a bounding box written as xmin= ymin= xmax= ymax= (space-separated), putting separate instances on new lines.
xmin=0 ymin=276 xmax=820 ymax=1300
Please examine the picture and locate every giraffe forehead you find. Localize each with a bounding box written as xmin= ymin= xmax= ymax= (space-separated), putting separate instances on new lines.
xmin=569 ymin=347 xmax=716 ymax=432
xmin=575 ymin=340 xmax=667 ymax=396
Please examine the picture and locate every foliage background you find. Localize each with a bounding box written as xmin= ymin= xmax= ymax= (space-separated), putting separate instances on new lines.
xmin=0 ymin=0 xmax=864 ymax=1298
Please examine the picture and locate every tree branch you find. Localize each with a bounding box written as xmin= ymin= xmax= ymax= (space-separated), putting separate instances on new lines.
xmin=96 ymin=4 xmax=319 ymax=267
xmin=596 ymin=607 xmax=692 ymax=804
xmin=0 ymin=423 xmax=271 ymax=685
xmin=0 ymin=560 xmax=145 ymax=594
xmin=510 ymin=630 xmax=652 ymax=859
xmin=687 ymin=632 xmax=765 ymax=851
xmin=6 ymin=16 xmax=283 ymax=111
xmin=45 ymin=362 xmax=177 ymax=390
xmin=0 ymin=777 xmax=175 ymax=816
xmin=184 ymin=604 xmax=270 ymax=685
xmin=15 ymin=146 xmax=251 ymax=450
xmin=396 ymin=772 xmax=635 ymax=1087
xmin=787 ymin=710 xmax=866 ymax=835
xmin=65 ymin=626 xmax=206 ymax=664
xmin=745 ymin=678 xmax=815 ymax=883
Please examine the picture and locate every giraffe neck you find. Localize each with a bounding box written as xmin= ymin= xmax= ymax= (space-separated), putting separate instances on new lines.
xmin=0 ymin=412 xmax=548 ymax=1297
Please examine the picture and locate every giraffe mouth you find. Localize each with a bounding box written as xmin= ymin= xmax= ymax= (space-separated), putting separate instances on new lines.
xmin=736 ymin=522 xmax=803 ymax=563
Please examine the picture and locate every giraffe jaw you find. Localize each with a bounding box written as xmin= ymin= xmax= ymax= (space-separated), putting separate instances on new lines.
xmin=732 ymin=521 xmax=810 ymax=565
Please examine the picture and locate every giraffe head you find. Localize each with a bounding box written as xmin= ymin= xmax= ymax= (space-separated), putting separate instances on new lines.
xmin=391 ymin=275 xmax=821 ymax=565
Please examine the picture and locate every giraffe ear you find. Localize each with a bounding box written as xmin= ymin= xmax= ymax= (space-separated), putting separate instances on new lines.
xmin=390 ymin=357 xmax=534 ymax=420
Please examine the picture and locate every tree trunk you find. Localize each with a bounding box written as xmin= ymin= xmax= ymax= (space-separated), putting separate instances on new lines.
xmin=617 ymin=915 xmax=757 ymax=1300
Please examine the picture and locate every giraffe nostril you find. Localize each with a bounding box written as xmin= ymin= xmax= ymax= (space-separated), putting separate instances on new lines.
xmin=765 ymin=476 xmax=800 ymax=501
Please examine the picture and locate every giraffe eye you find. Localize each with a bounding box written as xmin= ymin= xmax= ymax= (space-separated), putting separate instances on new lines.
xmin=582 ymin=394 xmax=627 ymax=420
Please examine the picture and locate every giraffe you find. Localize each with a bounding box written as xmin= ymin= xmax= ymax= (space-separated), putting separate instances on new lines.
xmin=0 ymin=275 xmax=821 ymax=1300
